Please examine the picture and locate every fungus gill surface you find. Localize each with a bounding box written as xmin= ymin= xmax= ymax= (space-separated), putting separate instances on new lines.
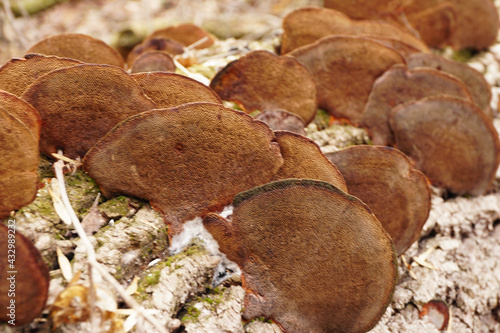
xmin=254 ymin=110 xmax=306 ymax=135
xmin=326 ymin=145 xmax=431 ymax=255
xmin=125 ymin=37 xmax=185 ymax=69
xmin=131 ymin=72 xmax=222 ymax=108
xmin=389 ymin=96 xmax=500 ymax=196
xmin=21 ymin=64 xmax=156 ymax=159
xmin=361 ymin=64 xmax=473 ymax=146
xmin=0 ymin=91 xmax=40 ymax=218
xmin=0 ymin=224 xmax=50 ymax=325
xmin=210 ymin=50 xmax=317 ymax=125
xmin=203 ymin=179 xmax=397 ymax=333
xmin=83 ymin=102 xmax=284 ymax=236
xmin=26 ymin=33 xmax=125 ymax=68
xmin=289 ymin=35 xmax=405 ymax=125
xmin=0 ymin=54 xmax=82 ymax=97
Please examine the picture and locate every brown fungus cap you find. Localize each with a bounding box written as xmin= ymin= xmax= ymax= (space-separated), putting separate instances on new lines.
xmin=126 ymin=37 xmax=185 ymax=69
xmin=389 ymin=96 xmax=500 ymax=196
xmin=26 ymin=33 xmax=124 ymax=68
xmin=326 ymin=145 xmax=431 ymax=255
xmin=0 ymin=224 xmax=49 ymax=325
xmin=203 ymin=179 xmax=397 ymax=333
xmin=0 ymin=92 xmax=40 ymax=218
xmin=129 ymin=51 xmax=176 ymax=74
xmin=83 ymin=102 xmax=283 ymax=236
xmin=21 ymin=64 xmax=156 ymax=159
xmin=361 ymin=64 xmax=473 ymax=146
xmin=406 ymin=52 xmax=493 ymax=118
xmin=289 ymin=35 xmax=405 ymax=125
xmin=281 ymin=7 xmax=428 ymax=54
xmin=210 ymin=50 xmax=317 ymax=125
xmin=147 ymin=23 xmax=214 ymax=49
xmin=0 ymin=54 xmax=82 ymax=97
xmin=131 ymin=72 xmax=222 ymax=108
xmin=272 ymin=131 xmax=348 ymax=192
xmin=254 ymin=110 xmax=306 ymax=135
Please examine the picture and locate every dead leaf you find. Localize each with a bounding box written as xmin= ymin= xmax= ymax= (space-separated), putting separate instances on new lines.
xmin=57 ymin=246 xmax=73 ymax=282
xmin=81 ymin=194 xmax=106 ymax=235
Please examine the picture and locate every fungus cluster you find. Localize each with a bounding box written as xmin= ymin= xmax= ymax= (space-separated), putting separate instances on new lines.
xmin=0 ymin=1 xmax=498 ymax=329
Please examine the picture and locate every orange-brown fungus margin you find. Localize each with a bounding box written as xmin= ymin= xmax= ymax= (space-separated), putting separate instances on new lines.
xmin=361 ymin=64 xmax=473 ymax=146
xmin=272 ymin=131 xmax=348 ymax=192
xmin=289 ymin=36 xmax=405 ymax=125
xmin=326 ymin=145 xmax=431 ymax=255
xmin=83 ymin=102 xmax=283 ymax=236
xmin=21 ymin=64 xmax=156 ymax=159
xmin=0 ymin=54 xmax=83 ymax=97
xmin=146 ymin=23 xmax=214 ymax=49
xmin=129 ymin=51 xmax=176 ymax=74
xmin=203 ymin=179 xmax=397 ymax=333
xmin=0 ymin=224 xmax=49 ymax=326
xmin=389 ymin=96 xmax=500 ymax=196
xmin=131 ymin=72 xmax=222 ymax=108
xmin=406 ymin=52 xmax=493 ymax=118
xmin=281 ymin=7 xmax=428 ymax=54
xmin=26 ymin=33 xmax=125 ymax=68
xmin=0 ymin=91 xmax=40 ymax=218
xmin=210 ymin=50 xmax=317 ymax=125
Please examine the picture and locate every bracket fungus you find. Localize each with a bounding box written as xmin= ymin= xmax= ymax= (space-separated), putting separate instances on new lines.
xmin=272 ymin=131 xmax=347 ymax=192
xmin=361 ymin=64 xmax=473 ymax=146
xmin=146 ymin=23 xmax=214 ymax=49
xmin=326 ymin=145 xmax=431 ymax=255
xmin=131 ymin=72 xmax=222 ymax=108
xmin=26 ymin=33 xmax=125 ymax=68
xmin=0 ymin=54 xmax=82 ymax=97
xmin=0 ymin=91 xmax=40 ymax=218
xmin=21 ymin=64 xmax=156 ymax=159
xmin=125 ymin=37 xmax=185 ymax=69
xmin=323 ymin=0 xmax=499 ymax=50
xmin=129 ymin=51 xmax=176 ymax=74
xmin=389 ymin=96 xmax=500 ymax=196
xmin=0 ymin=224 xmax=50 ymax=326
xmin=289 ymin=35 xmax=405 ymax=125
xmin=281 ymin=7 xmax=428 ymax=54
xmin=210 ymin=50 xmax=317 ymax=125
xmin=203 ymin=179 xmax=397 ymax=333
xmin=406 ymin=52 xmax=493 ymax=118
xmin=83 ymin=102 xmax=283 ymax=235
xmin=254 ymin=110 xmax=306 ymax=135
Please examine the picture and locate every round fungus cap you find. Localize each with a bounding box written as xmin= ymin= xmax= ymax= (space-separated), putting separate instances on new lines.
xmin=406 ymin=52 xmax=493 ymax=118
xmin=281 ymin=7 xmax=428 ymax=54
xmin=129 ymin=51 xmax=176 ymax=74
xmin=147 ymin=23 xmax=214 ymax=49
xmin=254 ymin=109 xmax=306 ymax=135
xmin=126 ymin=37 xmax=185 ymax=69
xmin=210 ymin=50 xmax=317 ymax=125
xmin=361 ymin=64 xmax=473 ymax=146
xmin=327 ymin=145 xmax=431 ymax=255
xmin=0 ymin=91 xmax=40 ymax=218
xmin=0 ymin=54 xmax=82 ymax=97
xmin=83 ymin=102 xmax=284 ymax=235
xmin=389 ymin=96 xmax=500 ymax=196
xmin=26 ymin=33 xmax=124 ymax=68
xmin=21 ymin=64 xmax=156 ymax=159
xmin=0 ymin=224 xmax=49 ymax=326
xmin=131 ymin=72 xmax=222 ymax=108
xmin=203 ymin=178 xmax=397 ymax=333
xmin=289 ymin=35 xmax=405 ymax=125
xmin=272 ymin=131 xmax=347 ymax=193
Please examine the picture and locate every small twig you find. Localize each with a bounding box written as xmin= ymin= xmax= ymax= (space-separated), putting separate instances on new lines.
xmin=53 ymin=155 xmax=168 ymax=333
xmin=185 ymin=36 xmax=209 ymax=50
xmin=173 ymin=57 xmax=210 ymax=85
